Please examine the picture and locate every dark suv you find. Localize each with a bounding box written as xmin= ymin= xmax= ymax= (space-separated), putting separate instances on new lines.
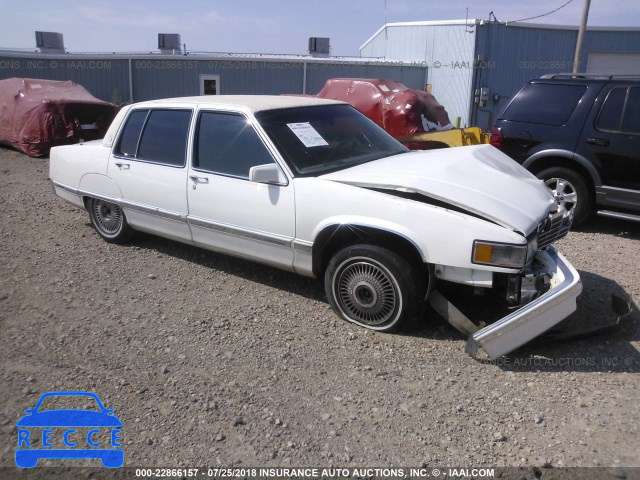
xmin=491 ymin=75 xmax=640 ymax=225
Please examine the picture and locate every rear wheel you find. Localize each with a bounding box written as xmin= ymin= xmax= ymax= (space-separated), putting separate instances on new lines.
xmin=324 ymin=244 xmax=425 ymax=332
xmin=536 ymin=166 xmax=592 ymax=225
xmin=88 ymin=198 xmax=133 ymax=243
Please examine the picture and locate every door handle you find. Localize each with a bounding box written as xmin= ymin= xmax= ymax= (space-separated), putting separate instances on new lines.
xmin=115 ymin=162 xmax=130 ymax=170
xmin=190 ymin=176 xmax=209 ymax=184
xmin=586 ymin=137 xmax=610 ymax=147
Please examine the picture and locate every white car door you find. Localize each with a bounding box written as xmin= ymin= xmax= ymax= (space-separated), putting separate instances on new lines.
xmin=108 ymin=108 xmax=193 ymax=242
xmin=187 ymin=110 xmax=295 ymax=270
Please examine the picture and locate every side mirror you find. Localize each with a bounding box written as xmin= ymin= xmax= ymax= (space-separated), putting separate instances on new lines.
xmin=249 ymin=164 xmax=287 ymax=186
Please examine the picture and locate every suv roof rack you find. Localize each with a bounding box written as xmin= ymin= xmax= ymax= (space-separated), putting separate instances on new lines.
xmin=541 ymin=73 xmax=640 ymax=80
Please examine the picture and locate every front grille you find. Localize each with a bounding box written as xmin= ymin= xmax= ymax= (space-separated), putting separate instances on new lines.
xmin=538 ymin=208 xmax=572 ymax=249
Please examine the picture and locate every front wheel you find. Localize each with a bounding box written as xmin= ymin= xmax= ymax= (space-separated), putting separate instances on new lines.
xmin=536 ymin=167 xmax=592 ymax=226
xmin=88 ymin=198 xmax=133 ymax=243
xmin=324 ymin=244 xmax=425 ymax=332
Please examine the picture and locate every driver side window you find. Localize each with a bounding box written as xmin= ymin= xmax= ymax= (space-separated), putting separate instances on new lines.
xmin=194 ymin=111 xmax=276 ymax=179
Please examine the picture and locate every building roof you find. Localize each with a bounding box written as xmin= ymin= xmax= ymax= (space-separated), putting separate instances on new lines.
xmin=360 ymin=19 xmax=640 ymax=50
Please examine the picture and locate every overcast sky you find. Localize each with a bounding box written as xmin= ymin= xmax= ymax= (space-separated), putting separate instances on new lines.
xmin=1 ymin=0 xmax=639 ymax=56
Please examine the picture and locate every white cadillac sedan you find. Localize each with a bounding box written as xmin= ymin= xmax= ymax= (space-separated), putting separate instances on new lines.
xmin=50 ymin=95 xmax=581 ymax=359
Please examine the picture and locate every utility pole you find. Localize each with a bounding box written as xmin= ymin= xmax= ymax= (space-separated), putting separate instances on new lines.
xmin=572 ymin=0 xmax=591 ymax=73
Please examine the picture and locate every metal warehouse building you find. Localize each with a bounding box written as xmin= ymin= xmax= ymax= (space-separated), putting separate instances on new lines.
xmin=0 ymin=49 xmax=426 ymax=105
xmin=360 ymin=20 xmax=640 ymax=129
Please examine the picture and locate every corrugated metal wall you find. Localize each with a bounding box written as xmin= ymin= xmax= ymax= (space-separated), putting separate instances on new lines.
xmin=361 ymin=22 xmax=640 ymax=130
xmin=360 ymin=23 xmax=476 ymax=127
xmin=0 ymin=54 xmax=426 ymax=104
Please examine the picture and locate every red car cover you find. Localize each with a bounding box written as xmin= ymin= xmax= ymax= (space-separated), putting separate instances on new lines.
xmin=0 ymin=78 xmax=117 ymax=157
xmin=314 ymin=78 xmax=453 ymax=138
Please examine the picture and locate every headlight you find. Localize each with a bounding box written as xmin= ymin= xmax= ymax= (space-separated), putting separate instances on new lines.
xmin=472 ymin=240 xmax=528 ymax=268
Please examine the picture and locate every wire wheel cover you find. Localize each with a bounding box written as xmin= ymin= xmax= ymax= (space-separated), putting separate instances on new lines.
xmin=335 ymin=260 xmax=398 ymax=325
xmin=93 ymin=201 xmax=123 ymax=235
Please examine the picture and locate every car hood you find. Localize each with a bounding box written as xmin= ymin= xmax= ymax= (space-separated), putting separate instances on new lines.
xmin=16 ymin=410 xmax=123 ymax=427
xmin=320 ymin=144 xmax=556 ymax=234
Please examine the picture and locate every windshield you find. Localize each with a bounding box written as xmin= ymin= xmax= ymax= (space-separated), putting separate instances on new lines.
xmin=255 ymin=104 xmax=408 ymax=177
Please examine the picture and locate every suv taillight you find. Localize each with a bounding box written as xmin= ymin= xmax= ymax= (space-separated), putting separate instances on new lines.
xmin=489 ymin=127 xmax=502 ymax=149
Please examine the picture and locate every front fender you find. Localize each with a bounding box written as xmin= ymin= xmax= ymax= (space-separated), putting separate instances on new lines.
xmin=311 ymin=215 xmax=428 ymax=262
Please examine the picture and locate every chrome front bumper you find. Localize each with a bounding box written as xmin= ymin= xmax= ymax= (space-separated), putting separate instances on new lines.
xmin=465 ymin=247 xmax=582 ymax=360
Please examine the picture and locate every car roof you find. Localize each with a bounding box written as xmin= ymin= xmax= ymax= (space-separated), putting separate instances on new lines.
xmin=132 ymin=95 xmax=345 ymax=113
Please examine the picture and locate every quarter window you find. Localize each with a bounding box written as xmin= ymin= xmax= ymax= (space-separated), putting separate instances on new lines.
xmin=115 ymin=109 xmax=192 ymax=166
xmin=116 ymin=110 xmax=148 ymax=157
xmin=194 ymin=112 xmax=275 ymax=179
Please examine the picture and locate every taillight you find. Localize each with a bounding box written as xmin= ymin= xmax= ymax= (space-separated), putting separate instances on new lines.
xmin=489 ymin=127 xmax=502 ymax=149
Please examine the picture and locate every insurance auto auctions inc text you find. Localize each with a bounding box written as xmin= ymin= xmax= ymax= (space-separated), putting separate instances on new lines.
xmin=169 ymin=467 xmax=496 ymax=479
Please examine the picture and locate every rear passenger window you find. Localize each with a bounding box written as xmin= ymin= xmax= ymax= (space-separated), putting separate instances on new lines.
xmin=194 ymin=112 xmax=275 ymax=179
xmin=622 ymin=87 xmax=640 ymax=134
xmin=115 ymin=109 xmax=192 ymax=166
xmin=597 ymin=87 xmax=640 ymax=134
xmin=597 ymin=88 xmax=625 ymax=132
xmin=138 ymin=110 xmax=192 ymax=166
xmin=501 ymin=84 xmax=587 ymax=126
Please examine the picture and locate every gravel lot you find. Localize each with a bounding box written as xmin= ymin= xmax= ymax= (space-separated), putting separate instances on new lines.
xmin=1 ymin=146 xmax=639 ymax=475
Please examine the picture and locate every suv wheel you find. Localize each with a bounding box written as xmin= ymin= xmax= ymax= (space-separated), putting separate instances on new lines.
xmin=536 ymin=167 xmax=592 ymax=225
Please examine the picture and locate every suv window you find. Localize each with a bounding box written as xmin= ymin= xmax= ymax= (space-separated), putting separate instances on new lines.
xmin=501 ymin=83 xmax=587 ymax=126
xmin=116 ymin=109 xmax=192 ymax=166
xmin=194 ymin=112 xmax=275 ymax=179
xmin=597 ymin=87 xmax=640 ymax=134
xmin=622 ymin=87 xmax=640 ymax=134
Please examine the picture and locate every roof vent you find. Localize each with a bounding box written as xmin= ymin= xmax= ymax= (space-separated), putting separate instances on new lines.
xmin=308 ymin=37 xmax=330 ymax=57
xmin=158 ymin=33 xmax=181 ymax=54
xmin=35 ymin=31 xmax=65 ymax=54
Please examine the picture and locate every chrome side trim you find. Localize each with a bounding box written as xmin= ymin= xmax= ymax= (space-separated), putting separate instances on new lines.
xmin=120 ymin=200 xmax=187 ymax=222
xmin=52 ymin=181 xmax=79 ymax=195
xmin=466 ymin=247 xmax=582 ymax=360
xmin=188 ymin=216 xmax=293 ymax=248
xmin=292 ymin=239 xmax=313 ymax=253
xmin=597 ymin=210 xmax=640 ymax=223
xmin=51 ymin=180 xmax=188 ymax=223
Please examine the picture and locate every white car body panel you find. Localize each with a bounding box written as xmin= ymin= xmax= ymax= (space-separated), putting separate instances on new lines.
xmin=49 ymin=95 xmax=583 ymax=359
xmin=322 ymin=145 xmax=556 ymax=235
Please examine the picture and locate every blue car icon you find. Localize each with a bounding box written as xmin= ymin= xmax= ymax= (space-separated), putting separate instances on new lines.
xmin=16 ymin=391 xmax=123 ymax=468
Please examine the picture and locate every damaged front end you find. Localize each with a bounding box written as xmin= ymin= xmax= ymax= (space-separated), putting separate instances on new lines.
xmin=431 ymin=209 xmax=584 ymax=360
xmin=464 ymin=246 xmax=582 ymax=359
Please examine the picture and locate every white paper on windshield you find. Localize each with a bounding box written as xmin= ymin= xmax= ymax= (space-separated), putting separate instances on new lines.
xmin=287 ymin=122 xmax=329 ymax=147
xmin=378 ymin=84 xmax=390 ymax=92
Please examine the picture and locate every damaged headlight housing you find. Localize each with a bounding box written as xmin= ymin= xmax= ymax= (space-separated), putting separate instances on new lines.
xmin=472 ymin=240 xmax=528 ymax=269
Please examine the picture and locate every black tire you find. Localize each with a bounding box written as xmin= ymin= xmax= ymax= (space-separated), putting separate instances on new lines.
xmin=536 ymin=166 xmax=592 ymax=225
xmin=324 ymin=244 xmax=425 ymax=332
xmin=88 ymin=198 xmax=133 ymax=243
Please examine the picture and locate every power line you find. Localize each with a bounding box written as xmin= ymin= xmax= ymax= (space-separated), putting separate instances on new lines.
xmin=508 ymin=0 xmax=577 ymax=23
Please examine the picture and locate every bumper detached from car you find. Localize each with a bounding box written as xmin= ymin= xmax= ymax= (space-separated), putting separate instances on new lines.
xmin=464 ymin=247 xmax=582 ymax=360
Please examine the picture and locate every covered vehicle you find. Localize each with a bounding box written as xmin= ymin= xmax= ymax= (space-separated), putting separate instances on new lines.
xmin=49 ymin=95 xmax=581 ymax=360
xmin=0 ymin=78 xmax=117 ymax=157
xmin=310 ymin=78 xmax=487 ymax=149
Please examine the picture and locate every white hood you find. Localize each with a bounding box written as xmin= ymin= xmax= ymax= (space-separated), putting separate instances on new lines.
xmin=321 ymin=144 xmax=556 ymax=235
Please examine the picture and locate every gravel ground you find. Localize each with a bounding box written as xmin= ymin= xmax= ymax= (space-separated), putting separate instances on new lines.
xmin=1 ymin=146 xmax=639 ymax=474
